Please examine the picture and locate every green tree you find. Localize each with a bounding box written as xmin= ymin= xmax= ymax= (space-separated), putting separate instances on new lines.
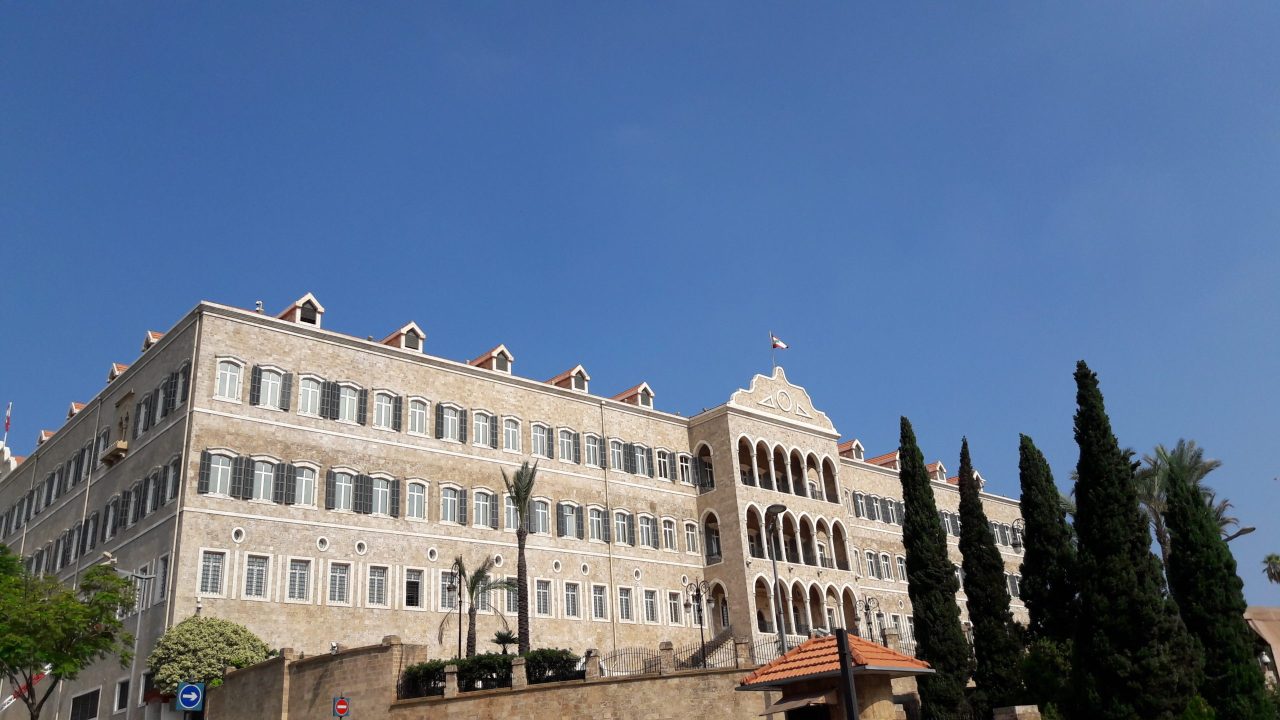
xmin=502 ymin=461 xmax=539 ymax=655
xmin=956 ymin=438 xmax=1025 ymax=716
xmin=492 ymin=630 xmax=517 ymax=655
xmin=1017 ymin=434 xmax=1077 ymax=643
xmin=1069 ymin=361 xmax=1200 ymax=720
xmin=898 ymin=417 xmax=971 ymax=720
xmin=0 ymin=548 xmax=136 ymax=720
xmin=1264 ymin=554 xmax=1280 ymax=584
xmin=1135 ymin=440 xmax=1223 ymax=569
xmin=1162 ymin=445 xmax=1273 ymax=720
xmin=438 ymin=555 xmax=516 ymax=657
xmin=147 ymin=616 xmax=271 ymax=693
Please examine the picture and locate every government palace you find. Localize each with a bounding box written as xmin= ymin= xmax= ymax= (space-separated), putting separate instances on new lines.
xmin=0 ymin=294 xmax=1027 ymax=720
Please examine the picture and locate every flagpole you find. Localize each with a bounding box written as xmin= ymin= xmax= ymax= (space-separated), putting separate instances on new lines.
xmin=769 ymin=331 xmax=776 ymax=373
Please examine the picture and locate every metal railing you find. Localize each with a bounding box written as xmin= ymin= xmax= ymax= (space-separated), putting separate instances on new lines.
xmin=600 ymin=647 xmax=663 ymax=677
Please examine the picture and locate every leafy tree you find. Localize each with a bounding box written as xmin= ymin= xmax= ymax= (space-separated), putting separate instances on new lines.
xmin=438 ymin=555 xmax=515 ymax=657
xmin=1069 ymin=361 xmax=1200 ymax=720
xmin=147 ymin=616 xmax=271 ymax=693
xmin=0 ymin=547 xmax=135 ymax=720
xmin=1162 ymin=445 xmax=1272 ymax=719
xmin=956 ymin=438 xmax=1024 ymax=716
xmin=1264 ymin=554 xmax=1280 ymax=584
xmin=502 ymin=461 xmax=539 ymax=655
xmin=1017 ymin=434 xmax=1077 ymax=643
xmin=1136 ymin=440 xmax=1226 ymax=569
xmin=492 ymin=630 xmax=517 ymax=655
xmin=898 ymin=417 xmax=971 ymax=720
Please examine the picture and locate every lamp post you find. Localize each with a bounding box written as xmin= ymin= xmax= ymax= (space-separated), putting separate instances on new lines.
xmin=684 ymin=579 xmax=711 ymax=668
xmin=102 ymin=552 xmax=155 ymax=720
xmin=447 ymin=571 xmax=462 ymax=659
xmin=764 ymin=504 xmax=789 ymax=654
xmin=855 ymin=597 xmax=880 ymax=642
xmin=1011 ymin=518 xmax=1025 ymax=553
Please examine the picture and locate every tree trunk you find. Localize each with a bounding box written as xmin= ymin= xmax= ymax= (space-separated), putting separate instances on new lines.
xmin=1153 ymin=515 xmax=1171 ymax=572
xmin=467 ymin=605 xmax=478 ymax=657
xmin=517 ymin=527 xmax=530 ymax=654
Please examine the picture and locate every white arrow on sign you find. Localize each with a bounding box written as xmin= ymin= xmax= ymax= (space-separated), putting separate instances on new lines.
xmin=182 ymin=689 xmax=199 ymax=703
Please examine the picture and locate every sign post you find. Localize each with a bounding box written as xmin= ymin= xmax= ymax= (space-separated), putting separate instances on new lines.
xmin=175 ymin=682 xmax=205 ymax=713
xmin=333 ymin=695 xmax=350 ymax=717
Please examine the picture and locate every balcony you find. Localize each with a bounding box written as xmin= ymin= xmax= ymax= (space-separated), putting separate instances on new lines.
xmin=101 ymin=441 xmax=128 ymax=467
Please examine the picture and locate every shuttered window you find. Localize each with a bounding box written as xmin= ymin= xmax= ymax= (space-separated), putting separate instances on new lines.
xmin=295 ymin=467 xmax=316 ymax=506
xmin=408 ymin=400 xmax=428 ymax=434
xmin=407 ymin=483 xmax=426 ymax=519
xmin=532 ymin=500 xmax=550 ymax=534
xmin=332 ymin=472 xmax=354 ymax=511
xmin=215 ymin=361 xmax=242 ymax=400
xmin=531 ymin=425 xmax=550 ymax=458
xmin=503 ymin=419 xmax=521 ymax=451
xmin=558 ymin=430 xmax=575 ymax=462
xmin=373 ymin=393 xmax=394 ymax=429
xmin=338 ymin=386 xmax=360 ymax=422
xmin=372 ymin=478 xmax=391 ymax=515
xmin=288 ymin=559 xmax=310 ymax=600
xmin=585 ymin=436 xmax=602 ymax=467
xmin=441 ymin=487 xmax=460 ymax=523
xmin=299 ymin=378 xmax=321 ymax=415
xmin=252 ymin=461 xmax=274 ymax=501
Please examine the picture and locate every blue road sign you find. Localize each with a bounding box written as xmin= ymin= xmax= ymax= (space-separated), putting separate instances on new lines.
xmin=176 ymin=682 xmax=205 ymax=711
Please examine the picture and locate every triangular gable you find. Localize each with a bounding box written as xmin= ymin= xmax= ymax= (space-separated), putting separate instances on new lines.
xmin=728 ymin=367 xmax=835 ymax=432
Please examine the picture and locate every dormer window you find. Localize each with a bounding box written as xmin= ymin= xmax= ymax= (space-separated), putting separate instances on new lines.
xmin=573 ymin=372 xmax=587 ymax=391
xmin=469 ymin=345 xmax=515 ymax=374
xmin=381 ymin=322 xmax=426 ymax=352
xmin=277 ymin=293 xmax=325 ymax=328
xmin=403 ymin=330 xmax=420 ymax=351
xmin=639 ymin=389 xmax=652 ymax=408
xmin=299 ymin=302 xmax=318 ymax=325
xmin=496 ymin=355 xmax=509 ymax=372
xmin=548 ymin=365 xmax=590 ymax=393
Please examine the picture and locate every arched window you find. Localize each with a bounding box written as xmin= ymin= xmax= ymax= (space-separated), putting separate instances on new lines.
xmin=373 ymin=393 xmax=394 ymax=429
xmin=295 ymin=467 xmax=316 ymax=506
xmin=208 ymin=455 xmax=233 ymax=495
xmin=879 ymin=553 xmax=892 ymax=581
xmin=503 ymin=419 xmax=521 ymax=451
xmin=408 ymin=399 xmax=428 ymax=434
xmin=614 ymin=511 xmax=633 ymax=546
xmin=865 ymin=551 xmax=879 ymax=579
xmin=299 ymin=377 xmax=322 ymax=415
xmin=215 ymin=360 xmax=243 ymax=400
xmin=406 ymin=483 xmax=426 ymax=519
xmin=332 ymin=472 xmax=354 ymax=511
xmin=531 ymin=500 xmax=550 ymax=534
xmin=371 ymin=477 xmax=391 ymax=515
xmin=252 ymin=461 xmax=274 ymax=501
xmin=441 ymin=487 xmax=461 ymax=523
xmin=474 ymin=490 xmax=495 ymax=528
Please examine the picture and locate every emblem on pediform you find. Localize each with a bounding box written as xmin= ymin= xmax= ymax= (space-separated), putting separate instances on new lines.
xmin=728 ymin=367 xmax=835 ymax=432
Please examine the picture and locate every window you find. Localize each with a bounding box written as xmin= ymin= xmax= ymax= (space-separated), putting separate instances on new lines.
xmin=592 ymin=585 xmax=608 ymax=620
xmin=157 ymin=555 xmax=169 ymax=601
xmin=531 ymin=500 xmax=550 ymax=534
xmin=865 ymin=551 xmax=879 ymax=579
xmin=564 ymin=582 xmax=580 ymax=618
xmin=407 ymin=483 xmax=426 ymax=519
xmin=639 ymin=516 xmax=658 ymax=548
xmin=441 ymin=487 xmax=461 ymax=523
xmin=634 ymin=446 xmax=650 ymax=476
xmin=618 ymin=587 xmax=633 ymax=621
xmin=610 ymin=441 xmax=624 ymax=469
xmin=288 ymin=559 xmax=310 ymax=601
xmin=505 ymin=496 xmax=519 ymax=530
xmin=368 ymin=567 xmax=388 ymax=606
xmin=679 ymin=455 xmax=693 ymax=484
xmin=854 ymin=493 xmax=866 ymax=518
xmin=867 ymin=497 xmax=881 ymax=522
xmin=252 ymin=461 xmax=274 ymax=502
xmin=69 ymin=689 xmax=99 ymax=720
xmin=408 ymin=400 xmax=428 ymax=434
xmin=329 ymin=563 xmax=350 ymax=603
xmin=295 ymin=467 xmax=316 ymax=506
xmin=896 ymin=557 xmax=907 ymax=582
xmin=215 ymin=360 xmax=242 ymax=400
xmin=532 ymin=425 xmax=550 ymax=457
xmin=506 ymin=576 xmax=518 ymax=614
xmin=440 ymin=406 xmax=461 ymax=440
xmin=884 ymin=499 xmax=898 ymax=524
xmin=879 ymin=554 xmax=893 ymax=581
xmin=615 ymin=512 xmax=632 ymax=546
xmin=535 ymin=579 xmax=551 ymax=616
xmin=684 ymin=522 xmax=699 ymax=553
xmin=662 ymin=519 xmax=676 ymax=550
xmin=244 ymin=555 xmax=268 ymax=598
xmin=372 ymin=478 xmax=391 ymax=515
xmin=405 ymin=569 xmax=423 ymax=608
xmin=338 ymin=386 xmax=359 ymax=423
xmin=440 ymin=571 xmax=458 ymax=609
xmin=657 ymin=451 xmax=671 ymax=480
xmin=199 ymin=551 xmax=225 ymax=594
xmin=299 ymin=378 xmax=321 ymax=415
xmin=208 ymin=455 xmax=233 ymax=495
xmin=503 ymin=418 xmax=521 ymax=451
xmin=558 ymin=430 xmax=575 ymax=462
xmin=260 ymin=369 xmax=283 ymax=409
xmin=585 ymin=435 xmax=602 ymax=467
xmin=332 ymin=472 xmax=354 ymax=511
xmin=114 ymin=680 xmax=130 ymax=712
xmin=373 ymin=393 xmax=393 ymax=429
xmin=473 ymin=413 xmax=492 ymax=446
xmin=644 ymin=589 xmax=658 ymax=622
xmin=474 ymin=491 xmax=494 ymax=528
xmin=589 ymin=508 xmax=606 ymax=541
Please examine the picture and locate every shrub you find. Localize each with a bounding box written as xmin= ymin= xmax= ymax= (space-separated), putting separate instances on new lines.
xmin=457 ymin=652 xmax=511 ymax=691
xmin=147 ymin=616 xmax=271 ymax=693
xmin=1179 ymin=696 xmax=1217 ymax=720
xmin=400 ymin=660 xmax=447 ymax=698
xmin=524 ymin=648 xmax=581 ymax=684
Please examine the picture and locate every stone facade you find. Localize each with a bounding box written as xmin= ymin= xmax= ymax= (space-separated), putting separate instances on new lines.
xmin=0 ymin=295 xmax=1026 ymax=720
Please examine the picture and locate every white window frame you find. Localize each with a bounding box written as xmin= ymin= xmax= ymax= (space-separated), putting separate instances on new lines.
xmin=214 ymin=358 xmax=244 ymax=402
xmin=668 ymin=591 xmax=684 ymax=626
xmin=250 ymin=458 xmax=276 ymax=503
xmin=534 ymin=578 xmax=552 ymax=617
xmin=473 ymin=489 xmax=495 ymax=528
xmin=610 ymin=440 xmax=624 ymax=469
xmin=615 ymin=511 xmax=632 ymax=546
xmin=440 ymin=485 xmax=462 ymax=524
xmin=331 ymin=470 xmax=355 ymax=512
xmin=657 ymin=450 xmax=671 ymax=481
xmin=407 ymin=397 xmax=429 ymax=435
xmin=564 ymin=581 xmax=581 ymax=618
xmin=440 ymin=404 xmax=462 ymax=441
xmin=372 ymin=391 xmax=395 ymax=429
xmin=678 ymin=455 xmax=693 ymax=484
xmin=684 ymin=522 xmax=699 ymax=554
xmin=367 ymin=565 xmax=389 ymax=607
xmin=293 ymin=463 xmax=318 ymax=507
xmin=531 ymin=499 xmax=551 ymax=535
xmin=198 ymin=548 xmax=227 ymax=597
xmin=531 ymin=424 xmax=551 ymax=458
xmin=662 ymin=518 xmax=677 ymax=551
xmin=406 ymin=481 xmax=427 ymax=521
xmin=503 ymin=417 xmax=522 ymax=452
xmin=638 ymin=515 xmax=658 ymax=549
xmin=588 ymin=506 xmax=606 ymax=542
xmin=285 ymin=557 xmax=312 ymax=603
xmin=242 ymin=554 xmax=270 ymax=601
xmin=337 ymin=384 xmax=361 ymax=424
xmin=328 ymin=561 xmax=352 ymax=606
xmin=298 ymin=376 xmax=323 ymax=417
xmin=558 ymin=429 xmax=575 ymax=463
xmin=370 ymin=475 xmax=393 ymax=516
xmin=618 ymin=587 xmax=634 ymax=622
xmin=473 ymin=411 xmax=493 ymax=447
xmin=584 ymin=434 xmax=602 ymax=468
xmin=258 ymin=367 xmax=284 ymax=410
xmin=633 ymin=445 xmax=650 ymax=476
xmin=644 ymin=589 xmax=658 ymax=623
xmin=591 ymin=584 xmax=609 ymax=621
xmin=403 ymin=567 xmax=427 ymax=610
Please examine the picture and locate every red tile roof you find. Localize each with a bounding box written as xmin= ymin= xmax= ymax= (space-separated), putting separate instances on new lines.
xmin=611 ymin=382 xmax=652 ymax=402
xmin=71 ymin=402 xmax=86 ymax=412
xmin=740 ymin=634 xmax=931 ymax=689
xmin=547 ymin=364 xmax=589 ymax=385
xmin=13 ymin=456 xmax=25 ymax=465
xmin=146 ymin=330 xmax=164 ymax=342
xmin=112 ymin=363 xmax=129 ymax=373
xmin=469 ymin=344 xmax=513 ymax=367
xmin=866 ymin=451 xmax=899 ymax=467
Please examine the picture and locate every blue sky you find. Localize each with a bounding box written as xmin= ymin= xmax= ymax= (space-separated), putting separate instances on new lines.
xmin=2 ymin=4 xmax=1278 ymax=602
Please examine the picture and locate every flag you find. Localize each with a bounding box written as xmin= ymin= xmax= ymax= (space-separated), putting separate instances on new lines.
xmin=770 ymin=334 xmax=789 ymax=350
xmin=4 ymin=402 xmax=9 ymax=433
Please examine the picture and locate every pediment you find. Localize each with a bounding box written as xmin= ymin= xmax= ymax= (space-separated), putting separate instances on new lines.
xmin=728 ymin=366 xmax=835 ymax=432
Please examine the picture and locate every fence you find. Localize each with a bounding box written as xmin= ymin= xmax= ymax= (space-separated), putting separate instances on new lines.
xmin=672 ymin=640 xmax=737 ymax=670
xmin=600 ymin=647 xmax=663 ymax=677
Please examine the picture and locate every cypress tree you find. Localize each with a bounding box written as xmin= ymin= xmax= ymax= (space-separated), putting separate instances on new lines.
xmin=1070 ymin=361 xmax=1200 ymax=720
xmin=957 ymin=437 xmax=1025 ymax=716
xmin=899 ymin=416 xmax=972 ymax=720
xmin=1017 ymin=434 xmax=1078 ymax=643
xmin=1163 ymin=446 xmax=1272 ymax=720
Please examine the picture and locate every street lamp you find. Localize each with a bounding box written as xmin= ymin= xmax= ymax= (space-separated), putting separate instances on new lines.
xmin=446 ymin=570 xmax=464 ymax=660
xmin=1011 ymin=518 xmax=1025 ymax=553
xmin=855 ymin=597 xmax=880 ymax=642
xmin=102 ymin=553 xmax=155 ymax=720
xmin=684 ymin=579 xmax=711 ymax=668
xmin=764 ymin=504 xmax=789 ymax=654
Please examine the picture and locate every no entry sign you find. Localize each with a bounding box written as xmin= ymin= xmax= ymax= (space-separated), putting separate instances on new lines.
xmin=333 ymin=696 xmax=350 ymax=717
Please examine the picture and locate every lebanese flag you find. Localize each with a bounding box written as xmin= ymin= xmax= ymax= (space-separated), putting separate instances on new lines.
xmin=1 ymin=665 xmax=51 ymax=712
xmin=4 ymin=402 xmax=9 ymax=433
xmin=771 ymin=334 xmax=789 ymax=350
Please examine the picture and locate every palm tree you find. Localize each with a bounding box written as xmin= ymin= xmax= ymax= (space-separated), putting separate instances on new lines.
xmin=492 ymin=630 xmax=517 ymax=655
xmin=1135 ymin=440 xmax=1222 ymax=569
xmin=438 ymin=555 xmax=516 ymax=657
xmin=1201 ymin=488 xmax=1254 ymax=542
xmin=1264 ymin=554 xmax=1280 ymax=584
xmin=502 ymin=461 xmax=538 ymax=655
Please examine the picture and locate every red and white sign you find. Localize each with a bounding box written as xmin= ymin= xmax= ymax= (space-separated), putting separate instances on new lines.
xmin=333 ymin=696 xmax=350 ymax=717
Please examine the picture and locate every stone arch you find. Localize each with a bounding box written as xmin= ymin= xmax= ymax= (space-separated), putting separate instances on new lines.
xmin=737 ymin=436 xmax=756 ymax=486
xmin=806 ymin=452 xmax=822 ymax=500
xmin=807 ymin=584 xmax=826 ymax=631
xmin=772 ymin=445 xmax=791 ymax=494
xmin=754 ymin=440 xmax=774 ymax=490
xmin=789 ymin=449 xmax=807 ymax=498
xmin=702 ymin=510 xmax=722 ymax=563
xmin=830 ymin=520 xmax=851 ymax=571
xmin=814 ymin=518 xmax=832 ymax=568
xmin=798 ymin=515 xmax=817 ymax=566
xmin=744 ymin=505 xmax=765 ymax=559
xmin=781 ymin=512 xmax=800 ymax=564
xmin=841 ymin=587 xmax=858 ymax=633
xmin=753 ymin=576 xmax=775 ymax=633
xmin=822 ymin=456 xmax=839 ymax=503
